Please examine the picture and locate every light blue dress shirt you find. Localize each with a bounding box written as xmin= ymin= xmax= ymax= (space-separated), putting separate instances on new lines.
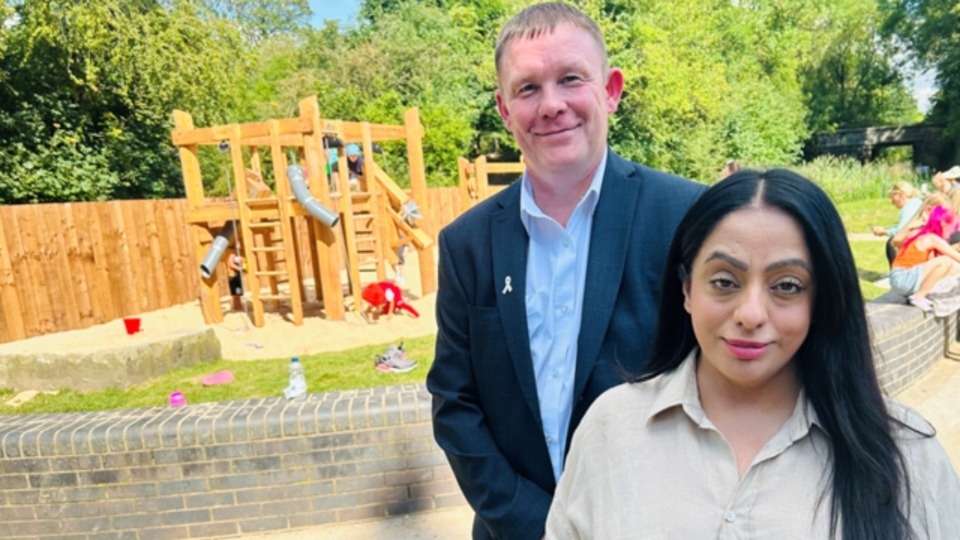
xmin=519 ymin=152 xmax=606 ymax=482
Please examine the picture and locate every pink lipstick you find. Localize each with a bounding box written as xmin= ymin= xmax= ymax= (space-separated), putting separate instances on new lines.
xmin=724 ymin=339 xmax=767 ymax=360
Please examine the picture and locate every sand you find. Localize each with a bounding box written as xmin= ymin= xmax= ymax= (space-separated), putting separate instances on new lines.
xmin=0 ymin=253 xmax=439 ymax=361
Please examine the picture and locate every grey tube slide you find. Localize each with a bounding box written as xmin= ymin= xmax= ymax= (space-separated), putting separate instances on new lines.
xmin=199 ymin=221 xmax=236 ymax=279
xmin=198 ymin=164 xmax=338 ymax=279
xmin=287 ymin=163 xmax=340 ymax=228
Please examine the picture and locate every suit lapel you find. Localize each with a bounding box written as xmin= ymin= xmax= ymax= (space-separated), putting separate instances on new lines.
xmin=490 ymin=186 xmax=541 ymax=422
xmin=574 ymin=152 xmax=640 ymax=400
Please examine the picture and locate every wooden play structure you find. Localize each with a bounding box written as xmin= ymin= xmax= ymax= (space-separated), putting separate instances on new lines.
xmin=457 ymin=156 xmax=524 ymax=213
xmin=170 ymin=96 xmax=436 ymax=327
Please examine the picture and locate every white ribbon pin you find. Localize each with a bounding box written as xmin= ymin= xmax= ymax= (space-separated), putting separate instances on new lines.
xmin=502 ymin=276 xmax=513 ymax=295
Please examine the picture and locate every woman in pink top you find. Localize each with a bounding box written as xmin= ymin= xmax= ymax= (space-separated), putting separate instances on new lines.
xmin=888 ymin=205 xmax=960 ymax=314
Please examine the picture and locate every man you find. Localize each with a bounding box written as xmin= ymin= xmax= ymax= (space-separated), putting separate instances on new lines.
xmin=426 ymin=3 xmax=704 ymax=539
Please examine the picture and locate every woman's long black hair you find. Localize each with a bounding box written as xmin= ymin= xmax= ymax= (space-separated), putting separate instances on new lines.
xmin=637 ymin=169 xmax=912 ymax=539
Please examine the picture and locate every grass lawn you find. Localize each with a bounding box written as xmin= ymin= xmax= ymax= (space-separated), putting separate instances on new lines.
xmin=837 ymin=197 xmax=895 ymax=301
xmin=0 ymin=198 xmax=898 ymax=415
xmin=0 ymin=335 xmax=436 ymax=415
xmin=836 ymin=198 xmax=897 ymax=234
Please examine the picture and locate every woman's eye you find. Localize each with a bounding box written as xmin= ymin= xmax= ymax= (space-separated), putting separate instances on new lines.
xmin=772 ymin=280 xmax=806 ymax=295
xmin=709 ymin=278 xmax=738 ymax=291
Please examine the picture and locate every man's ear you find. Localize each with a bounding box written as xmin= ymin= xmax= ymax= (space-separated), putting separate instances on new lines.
xmin=495 ymin=89 xmax=511 ymax=129
xmin=605 ymin=67 xmax=625 ymax=113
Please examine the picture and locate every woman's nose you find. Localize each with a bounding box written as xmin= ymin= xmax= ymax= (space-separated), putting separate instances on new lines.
xmin=734 ymin=286 xmax=767 ymax=330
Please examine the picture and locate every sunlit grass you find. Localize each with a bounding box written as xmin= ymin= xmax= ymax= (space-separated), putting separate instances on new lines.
xmin=836 ymin=198 xmax=896 ymax=235
xmin=0 ymin=336 xmax=436 ymax=415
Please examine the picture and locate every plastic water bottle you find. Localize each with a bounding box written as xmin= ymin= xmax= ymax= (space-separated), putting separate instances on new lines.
xmin=284 ymin=357 xmax=307 ymax=399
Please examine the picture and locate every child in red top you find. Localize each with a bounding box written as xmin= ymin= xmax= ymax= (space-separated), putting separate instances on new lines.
xmin=361 ymin=281 xmax=419 ymax=321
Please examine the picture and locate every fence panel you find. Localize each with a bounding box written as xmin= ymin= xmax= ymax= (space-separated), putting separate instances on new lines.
xmin=0 ymin=188 xmax=464 ymax=345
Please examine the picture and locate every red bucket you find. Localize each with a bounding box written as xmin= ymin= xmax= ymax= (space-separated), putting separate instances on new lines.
xmin=122 ymin=317 xmax=141 ymax=335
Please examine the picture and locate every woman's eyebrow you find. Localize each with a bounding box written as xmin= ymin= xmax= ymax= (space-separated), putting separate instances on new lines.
xmin=703 ymin=251 xmax=811 ymax=273
xmin=704 ymin=251 xmax=745 ymax=271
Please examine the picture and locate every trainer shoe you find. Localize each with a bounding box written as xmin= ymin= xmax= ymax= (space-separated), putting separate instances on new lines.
xmin=909 ymin=295 xmax=934 ymax=314
xmin=375 ymin=343 xmax=418 ymax=373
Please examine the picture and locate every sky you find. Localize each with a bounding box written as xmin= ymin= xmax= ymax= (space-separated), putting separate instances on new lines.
xmin=308 ymin=0 xmax=361 ymax=28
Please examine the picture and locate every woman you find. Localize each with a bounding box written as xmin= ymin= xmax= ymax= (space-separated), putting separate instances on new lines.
xmin=890 ymin=191 xmax=950 ymax=251
xmin=889 ymin=205 xmax=960 ymax=315
xmin=546 ymin=170 xmax=959 ymax=539
xmin=874 ymin=182 xmax=923 ymax=265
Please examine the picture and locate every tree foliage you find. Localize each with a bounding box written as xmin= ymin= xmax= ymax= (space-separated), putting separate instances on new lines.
xmin=881 ymin=0 xmax=960 ymax=163
xmin=803 ymin=0 xmax=919 ymax=133
xmin=0 ymin=0 xmax=253 ymax=202
xmin=0 ymin=0 xmax=931 ymax=203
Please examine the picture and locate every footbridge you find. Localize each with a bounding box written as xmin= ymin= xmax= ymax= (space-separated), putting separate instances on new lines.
xmin=809 ymin=124 xmax=943 ymax=165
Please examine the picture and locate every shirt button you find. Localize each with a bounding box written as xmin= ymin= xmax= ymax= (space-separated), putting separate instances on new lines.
xmin=724 ymin=511 xmax=736 ymax=523
xmin=560 ymin=305 xmax=568 ymax=314
xmin=552 ymin=369 xmax=560 ymax=379
xmin=563 ymin=239 xmax=571 ymax=248
xmin=545 ymin=435 xmax=553 ymax=444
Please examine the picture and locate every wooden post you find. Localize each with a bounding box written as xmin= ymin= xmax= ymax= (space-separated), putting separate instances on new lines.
xmin=403 ymin=108 xmax=437 ymax=294
xmin=457 ymin=157 xmax=473 ymax=214
xmin=269 ymin=120 xmax=305 ymax=326
xmin=475 ymin=156 xmax=490 ymax=202
xmin=0 ymin=212 xmax=25 ymax=341
xmin=299 ymin=96 xmax=345 ymax=320
xmin=173 ymin=110 xmax=222 ymax=323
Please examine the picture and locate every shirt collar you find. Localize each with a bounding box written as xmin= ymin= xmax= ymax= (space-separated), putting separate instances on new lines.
xmin=520 ymin=149 xmax=607 ymax=227
xmin=646 ymin=349 xmax=823 ymax=435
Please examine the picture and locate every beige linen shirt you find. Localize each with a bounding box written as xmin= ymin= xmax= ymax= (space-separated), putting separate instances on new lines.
xmin=546 ymin=351 xmax=960 ymax=539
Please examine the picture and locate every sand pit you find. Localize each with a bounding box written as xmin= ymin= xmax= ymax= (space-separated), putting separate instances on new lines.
xmin=2 ymin=251 xmax=439 ymax=362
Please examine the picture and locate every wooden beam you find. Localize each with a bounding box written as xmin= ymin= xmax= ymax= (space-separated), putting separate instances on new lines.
xmin=299 ymin=95 xmax=345 ymax=320
xmin=172 ymin=111 xmax=206 ymax=209
xmin=404 ymin=108 xmax=437 ymax=294
xmin=171 ymin=117 xmax=310 ymax=147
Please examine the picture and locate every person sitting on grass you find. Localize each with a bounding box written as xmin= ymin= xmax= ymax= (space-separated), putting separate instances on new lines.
xmin=873 ymin=182 xmax=923 ymax=266
xmin=889 ymin=205 xmax=960 ymax=315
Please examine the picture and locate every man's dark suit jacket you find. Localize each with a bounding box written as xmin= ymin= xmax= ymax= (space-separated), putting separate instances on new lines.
xmin=427 ymin=151 xmax=704 ymax=539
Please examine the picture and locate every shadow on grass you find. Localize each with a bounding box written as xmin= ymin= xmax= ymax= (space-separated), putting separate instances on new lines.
xmin=858 ymin=267 xmax=887 ymax=283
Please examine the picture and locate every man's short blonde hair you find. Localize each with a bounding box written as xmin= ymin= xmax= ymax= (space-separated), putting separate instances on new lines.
xmin=889 ymin=181 xmax=919 ymax=199
xmin=494 ymin=2 xmax=609 ymax=80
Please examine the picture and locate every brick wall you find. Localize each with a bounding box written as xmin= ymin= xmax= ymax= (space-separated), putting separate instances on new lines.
xmin=0 ymin=385 xmax=464 ymax=539
xmin=0 ymin=303 xmax=950 ymax=539
xmin=867 ymin=301 xmax=957 ymax=395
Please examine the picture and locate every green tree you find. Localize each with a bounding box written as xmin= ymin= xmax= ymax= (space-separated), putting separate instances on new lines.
xmin=206 ymin=0 xmax=309 ymax=42
xmin=802 ymin=0 xmax=919 ymax=133
xmin=288 ymin=1 xmax=493 ymax=186
xmin=881 ymin=0 xmax=960 ymax=164
xmin=597 ymin=0 xmax=810 ymax=180
xmin=0 ymin=0 xmax=254 ymax=203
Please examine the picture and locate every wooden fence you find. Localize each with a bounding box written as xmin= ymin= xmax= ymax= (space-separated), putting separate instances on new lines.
xmin=0 ymin=187 xmax=464 ymax=345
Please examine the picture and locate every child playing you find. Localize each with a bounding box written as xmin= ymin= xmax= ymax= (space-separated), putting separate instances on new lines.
xmin=361 ymin=281 xmax=419 ymax=322
xmin=227 ymin=250 xmax=244 ymax=312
